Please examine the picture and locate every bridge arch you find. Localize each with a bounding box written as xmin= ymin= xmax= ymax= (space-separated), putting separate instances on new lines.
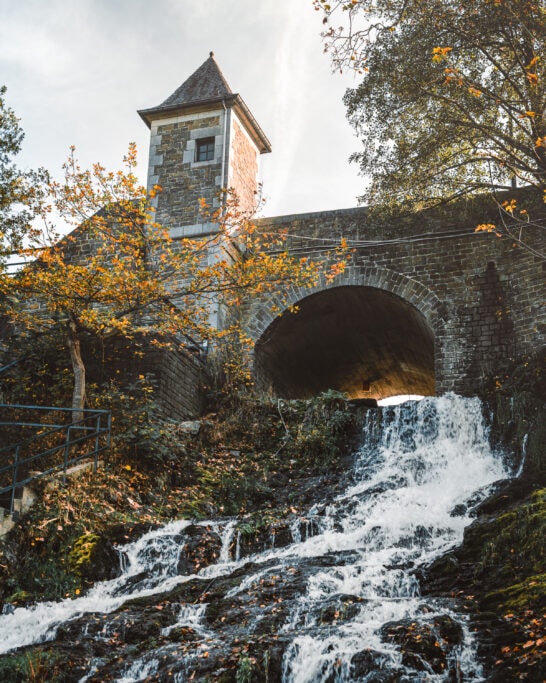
xmin=249 ymin=267 xmax=447 ymax=402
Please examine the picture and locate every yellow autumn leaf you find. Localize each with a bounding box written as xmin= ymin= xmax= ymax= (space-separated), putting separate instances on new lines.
xmin=432 ymin=46 xmax=453 ymax=63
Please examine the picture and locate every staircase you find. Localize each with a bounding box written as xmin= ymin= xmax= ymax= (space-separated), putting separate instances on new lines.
xmin=0 ymin=404 xmax=111 ymax=532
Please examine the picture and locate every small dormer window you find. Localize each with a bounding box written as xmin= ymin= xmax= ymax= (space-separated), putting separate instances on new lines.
xmin=196 ymin=137 xmax=215 ymax=162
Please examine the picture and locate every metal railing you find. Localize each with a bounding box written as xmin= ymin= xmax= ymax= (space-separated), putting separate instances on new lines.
xmin=0 ymin=404 xmax=111 ymax=517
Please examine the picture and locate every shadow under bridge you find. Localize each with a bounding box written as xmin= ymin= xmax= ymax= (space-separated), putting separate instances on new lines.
xmin=253 ymin=285 xmax=435 ymax=402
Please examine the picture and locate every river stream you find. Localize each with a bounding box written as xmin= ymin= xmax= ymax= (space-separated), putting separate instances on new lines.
xmin=0 ymin=394 xmax=509 ymax=681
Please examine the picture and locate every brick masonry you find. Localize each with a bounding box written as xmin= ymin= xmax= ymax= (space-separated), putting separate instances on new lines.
xmin=84 ymin=337 xmax=206 ymax=421
xmin=248 ymin=204 xmax=545 ymax=397
xmin=51 ymin=192 xmax=544 ymax=405
xmin=149 ymin=107 xmax=261 ymax=238
xmin=229 ymin=116 xmax=259 ymax=214
xmin=155 ymin=346 xmax=206 ymax=419
xmin=152 ymin=111 xmax=224 ymax=231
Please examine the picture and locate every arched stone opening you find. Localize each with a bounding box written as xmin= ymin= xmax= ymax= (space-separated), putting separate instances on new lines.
xmin=254 ymin=285 xmax=435 ymax=401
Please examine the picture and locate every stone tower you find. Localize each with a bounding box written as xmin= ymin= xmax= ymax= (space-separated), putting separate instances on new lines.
xmin=138 ymin=53 xmax=271 ymax=238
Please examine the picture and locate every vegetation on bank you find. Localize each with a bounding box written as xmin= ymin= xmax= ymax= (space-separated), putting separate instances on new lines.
xmin=445 ymin=485 xmax=546 ymax=681
xmin=472 ymin=488 xmax=546 ymax=677
xmin=0 ymin=340 xmax=361 ymax=607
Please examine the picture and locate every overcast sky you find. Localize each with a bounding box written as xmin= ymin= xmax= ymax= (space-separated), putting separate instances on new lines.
xmin=0 ymin=0 xmax=365 ymax=218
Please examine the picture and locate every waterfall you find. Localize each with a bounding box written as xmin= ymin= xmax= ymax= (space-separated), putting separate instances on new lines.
xmin=279 ymin=395 xmax=506 ymax=681
xmin=0 ymin=518 xmax=195 ymax=654
xmin=0 ymin=394 xmax=508 ymax=682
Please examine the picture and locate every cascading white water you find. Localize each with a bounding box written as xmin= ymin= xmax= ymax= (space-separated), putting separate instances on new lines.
xmin=0 ymin=395 xmax=509 ymax=682
xmin=0 ymin=518 xmax=193 ymax=654
xmin=279 ymin=394 xmax=507 ymax=682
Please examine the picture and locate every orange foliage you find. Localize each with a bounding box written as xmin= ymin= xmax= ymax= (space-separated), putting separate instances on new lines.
xmin=6 ymin=145 xmax=349 ymax=409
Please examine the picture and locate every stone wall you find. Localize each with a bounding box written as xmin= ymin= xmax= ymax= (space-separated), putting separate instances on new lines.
xmin=84 ymin=336 xmax=206 ymax=420
xmin=229 ymin=116 xmax=259 ymax=215
xmin=155 ymin=345 xmax=206 ymax=419
xmin=151 ymin=111 xmax=224 ymax=235
xmin=250 ymin=200 xmax=545 ymax=397
xmin=12 ymin=183 xmax=543 ymax=405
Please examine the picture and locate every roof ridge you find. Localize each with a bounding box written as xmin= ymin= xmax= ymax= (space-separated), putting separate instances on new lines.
xmin=159 ymin=52 xmax=233 ymax=110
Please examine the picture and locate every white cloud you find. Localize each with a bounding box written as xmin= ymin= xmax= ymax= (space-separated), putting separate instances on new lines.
xmin=0 ymin=0 xmax=364 ymax=215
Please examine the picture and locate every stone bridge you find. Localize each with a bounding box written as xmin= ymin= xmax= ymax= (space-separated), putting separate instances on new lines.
xmin=2 ymin=56 xmax=544 ymax=417
xmin=100 ymin=55 xmax=546 ymax=408
xmin=134 ymin=54 xmax=545 ymax=406
xmin=247 ymin=203 xmax=544 ymax=402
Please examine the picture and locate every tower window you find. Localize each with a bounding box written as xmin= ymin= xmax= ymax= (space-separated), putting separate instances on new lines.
xmin=195 ymin=137 xmax=215 ymax=162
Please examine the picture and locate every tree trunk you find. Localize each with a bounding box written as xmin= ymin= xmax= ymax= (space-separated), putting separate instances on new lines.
xmin=67 ymin=319 xmax=86 ymax=424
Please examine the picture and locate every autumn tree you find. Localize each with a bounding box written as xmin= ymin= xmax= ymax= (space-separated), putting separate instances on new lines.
xmin=314 ymin=0 xmax=546 ymax=222
xmin=0 ymin=86 xmax=45 ymax=270
xmin=6 ymin=145 xmax=347 ymax=418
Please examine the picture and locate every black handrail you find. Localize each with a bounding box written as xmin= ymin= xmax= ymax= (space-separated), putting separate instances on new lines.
xmin=0 ymin=356 xmax=29 ymax=375
xmin=0 ymin=404 xmax=111 ymax=517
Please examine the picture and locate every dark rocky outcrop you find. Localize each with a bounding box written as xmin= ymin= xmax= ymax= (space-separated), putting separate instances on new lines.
xmin=380 ymin=615 xmax=463 ymax=675
xmin=176 ymin=524 xmax=223 ymax=574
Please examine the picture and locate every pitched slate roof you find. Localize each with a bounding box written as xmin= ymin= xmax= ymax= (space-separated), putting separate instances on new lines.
xmin=159 ymin=52 xmax=233 ymax=108
xmin=138 ymin=53 xmax=271 ymax=153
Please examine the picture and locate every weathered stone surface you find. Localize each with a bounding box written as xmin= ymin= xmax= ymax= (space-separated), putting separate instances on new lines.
xmin=179 ymin=420 xmax=201 ymax=435
xmin=380 ymin=615 xmax=462 ymax=675
xmin=176 ymin=524 xmax=222 ymax=574
xmin=250 ymin=198 xmax=544 ymax=400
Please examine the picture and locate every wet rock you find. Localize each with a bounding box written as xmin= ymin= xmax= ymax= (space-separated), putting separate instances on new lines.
xmin=394 ymin=524 xmax=432 ymax=549
xmin=433 ymin=614 xmax=464 ymax=645
xmin=306 ymin=550 xmax=362 ymax=567
xmin=120 ymin=605 xmax=179 ymax=644
xmin=358 ymin=477 xmax=407 ymax=498
xmin=450 ymin=503 xmax=467 ymax=517
xmin=261 ymin=641 xmax=290 ymax=681
xmin=80 ymin=522 xmax=159 ymax=585
xmin=234 ymin=514 xmax=322 ymax=560
xmin=123 ymin=575 xmax=209 ymax=610
xmin=384 ymin=560 xmax=415 ymax=571
xmin=474 ymin=477 xmax=537 ymax=516
xmin=349 ymin=650 xmax=376 ymax=678
xmin=234 ymin=521 xmax=291 ymax=558
xmin=79 ymin=535 xmax=122 ymax=583
xmin=294 ymin=516 xmax=321 ymax=543
xmin=350 ymin=649 xmax=406 ymax=682
xmin=204 ymin=563 xmax=308 ymax=630
xmin=319 ymin=594 xmax=364 ymax=624
xmin=270 ymin=522 xmax=293 ymax=548
xmin=380 ymin=616 xmax=462 ymax=675
xmin=177 ymin=524 xmax=222 ymax=574
xmin=419 ymin=551 xmax=461 ymax=594
xmin=165 ymin=625 xmax=202 ymax=643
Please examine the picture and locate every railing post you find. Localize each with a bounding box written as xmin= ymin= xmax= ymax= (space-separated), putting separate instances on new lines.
xmin=93 ymin=413 xmax=100 ymax=473
xmin=107 ymin=411 xmax=112 ymax=459
xmin=10 ymin=444 xmax=20 ymax=517
xmin=63 ymin=425 xmax=72 ymax=485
